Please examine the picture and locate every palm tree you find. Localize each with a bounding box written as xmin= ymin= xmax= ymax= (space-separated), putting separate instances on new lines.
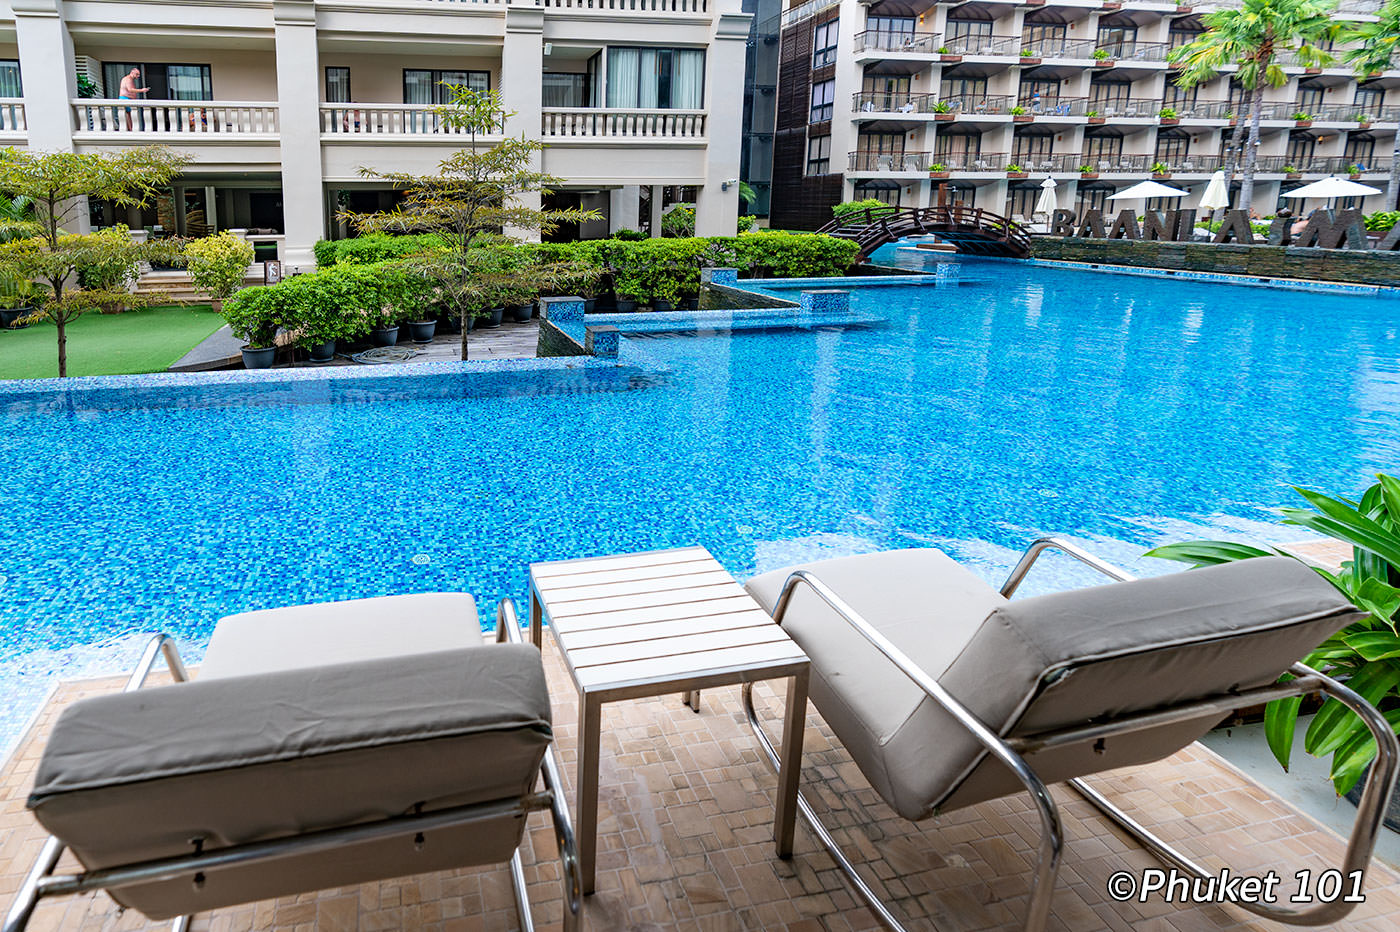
xmin=1339 ymin=0 xmax=1400 ymax=209
xmin=1170 ymin=0 xmax=1336 ymax=215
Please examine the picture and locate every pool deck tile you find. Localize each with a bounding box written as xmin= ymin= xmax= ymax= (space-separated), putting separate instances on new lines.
xmin=2 ymin=638 xmax=1399 ymax=931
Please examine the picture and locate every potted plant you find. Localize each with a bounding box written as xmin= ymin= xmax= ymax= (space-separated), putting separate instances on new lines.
xmin=1092 ymin=49 xmax=1111 ymax=61
xmin=1282 ymin=165 xmax=1302 ymax=179
xmin=1005 ymin=163 xmax=1028 ymax=178
xmin=1079 ymin=164 xmax=1099 ymax=179
xmin=939 ymin=47 xmax=963 ymax=62
xmin=1225 ymin=111 xmax=1237 ymax=124
xmin=1146 ymin=475 xmax=1400 ymax=815
xmin=1292 ymin=111 xmax=1314 ymax=127
xmin=1086 ymin=109 xmax=1105 ymax=124
xmin=929 ymin=162 xmax=950 ymax=178
xmin=182 ymin=231 xmax=254 ymax=314
xmin=1019 ymin=48 xmax=1041 ymax=64
xmin=1355 ymin=112 xmax=1373 ymax=129
xmin=932 ymin=101 xmax=954 ymax=120
xmin=502 ymin=279 xmax=536 ymax=323
xmin=1158 ymin=106 xmax=1179 ymax=124
xmin=0 ymin=276 xmax=42 ymax=330
xmin=1151 ymin=161 xmax=1172 ymax=178
xmin=1010 ymin=105 xmax=1032 ymax=122
xmin=222 ymin=285 xmax=281 ymax=369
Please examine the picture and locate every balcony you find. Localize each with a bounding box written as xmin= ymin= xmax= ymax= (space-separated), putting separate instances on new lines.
xmin=71 ymin=100 xmax=279 ymax=139
xmin=319 ymin=104 xmax=504 ymax=139
xmin=539 ymin=108 xmax=707 ymax=141
xmin=537 ymin=0 xmax=709 ymax=9
xmin=848 ymin=150 xmax=936 ymax=172
xmin=0 ymin=99 xmax=25 ymax=139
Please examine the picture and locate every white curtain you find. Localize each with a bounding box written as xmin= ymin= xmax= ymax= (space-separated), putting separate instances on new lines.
xmin=167 ymin=66 xmax=210 ymax=101
xmin=0 ymin=62 xmax=21 ymax=99
xmin=404 ymin=70 xmax=433 ymax=105
xmin=671 ymin=50 xmax=704 ymax=109
xmin=607 ymin=48 xmax=639 ymax=108
xmin=638 ymin=49 xmax=659 ymax=108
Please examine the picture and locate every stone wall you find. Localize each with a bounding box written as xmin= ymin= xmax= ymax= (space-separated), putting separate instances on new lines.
xmin=537 ymin=320 xmax=588 ymax=358
xmin=1030 ymin=237 xmax=1400 ymax=287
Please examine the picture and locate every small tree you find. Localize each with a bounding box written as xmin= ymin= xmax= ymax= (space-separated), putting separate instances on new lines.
xmin=184 ymin=231 xmax=254 ymax=312
xmin=0 ymin=146 xmax=188 ymax=376
xmin=341 ymin=86 xmax=599 ymax=359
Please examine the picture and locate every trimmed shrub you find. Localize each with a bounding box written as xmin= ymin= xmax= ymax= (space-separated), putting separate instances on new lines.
xmin=313 ymin=232 xmax=450 ymax=266
xmin=1364 ymin=210 xmax=1399 ymax=232
xmin=184 ymin=232 xmax=254 ymax=310
xmin=832 ymin=199 xmax=896 ymax=224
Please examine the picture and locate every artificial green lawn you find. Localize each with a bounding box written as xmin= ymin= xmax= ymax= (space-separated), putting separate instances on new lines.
xmin=0 ymin=304 xmax=223 ymax=380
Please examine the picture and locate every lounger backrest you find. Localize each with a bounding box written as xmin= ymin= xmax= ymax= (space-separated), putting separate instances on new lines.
xmin=28 ymin=644 xmax=551 ymax=920
xmin=932 ymin=557 xmax=1361 ymax=812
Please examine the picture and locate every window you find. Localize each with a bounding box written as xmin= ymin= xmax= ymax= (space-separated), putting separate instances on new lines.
xmin=867 ymin=16 xmax=915 ymax=48
xmin=940 ymin=76 xmax=988 ymax=106
xmin=935 ymin=128 xmax=981 ymax=165
xmin=1083 ymin=131 xmax=1123 ymax=163
xmin=810 ymin=79 xmax=835 ymax=122
xmin=1345 ymin=132 xmax=1376 ymax=164
xmin=1355 ymin=85 xmax=1385 ymax=111
xmin=1168 ymin=27 xmax=1202 ymax=50
xmin=1287 ymin=131 xmax=1316 ymax=164
xmin=946 ymin=18 xmax=993 ymax=40
xmin=543 ymin=73 xmax=591 ymax=108
xmin=325 ymin=67 xmax=351 ymax=103
xmin=1006 ymin=183 xmax=1040 ymax=220
xmin=1022 ymin=23 xmax=1067 ymax=55
xmin=606 ymin=48 xmax=705 ymax=109
xmin=1020 ymin=79 xmax=1061 ymax=108
xmin=1296 ymin=82 xmax=1325 ymax=113
xmin=806 ymin=134 xmax=831 ymax=175
xmin=103 ymin=62 xmax=212 ymax=101
xmin=1164 ymin=83 xmax=1198 ymax=108
xmin=404 ymin=70 xmax=489 ymax=105
xmin=0 ymin=61 xmax=20 ymax=98
xmin=1089 ymin=80 xmax=1132 ymax=108
xmin=1096 ymin=25 xmax=1138 ymax=58
xmin=1013 ymin=129 xmax=1054 ymax=164
xmin=1077 ymin=184 xmax=1111 ymax=214
xmin=1154 ymin=128 xmax=1189 ymax=164
xmin=855 ymin=183 xmax=901 ymax=207
xmin=813 ymin=21 xmax=839 ymax=67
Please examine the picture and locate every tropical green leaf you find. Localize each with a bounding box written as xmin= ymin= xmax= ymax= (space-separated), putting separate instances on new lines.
xmin=1305 ymin=661 xmax=1400 ymax=756
xmin=1279 ymin=494 xmax=1400 ymax=569
xmin=1265 ymin=694 xmax=1303 ymax=771
xmin=1143 ymin=541 xmax=1276 ymax=566
xmin=1327 ymin=708 xmax=1400 ymax=798
xmin=1342 ymin=629 xmax=1400 ymax=661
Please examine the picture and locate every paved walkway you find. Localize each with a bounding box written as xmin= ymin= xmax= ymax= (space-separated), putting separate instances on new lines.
xmin=169 ymin=320 xmax=539 ymax=372
xmin=3 ymin=636 xmax=1398 ymax=932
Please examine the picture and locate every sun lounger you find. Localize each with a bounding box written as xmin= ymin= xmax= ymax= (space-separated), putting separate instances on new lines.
xmin=5 ymin=593 xmax=579 ymax=932
xmin=739 ymin=539 xmax=1398 ymax=932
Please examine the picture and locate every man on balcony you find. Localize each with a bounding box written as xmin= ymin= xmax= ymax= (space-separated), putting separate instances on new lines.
xmin=119 ymin=68 xmax=149 ymax=131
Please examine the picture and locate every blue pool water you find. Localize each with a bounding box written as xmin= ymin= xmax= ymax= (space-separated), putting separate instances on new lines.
xmin=1 ymin=254 xmax=1397 ymax=751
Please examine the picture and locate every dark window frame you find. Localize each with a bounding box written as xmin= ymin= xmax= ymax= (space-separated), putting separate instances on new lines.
xmin=813 ymin=21 xmax=839 ymax=67
xmin=325 ymin=67 xmax=351 ymax=103
xmin=806 ymin=133 xmax=832 ymax=175
xmin=402 ymin=69 xmax=491 ymax=105
xmin=810 ymin=78 xmax=835 ymax=122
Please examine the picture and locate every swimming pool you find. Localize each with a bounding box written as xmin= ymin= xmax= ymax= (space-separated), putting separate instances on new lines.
xmin=2 ymin=253 xmax=1397 ymax=753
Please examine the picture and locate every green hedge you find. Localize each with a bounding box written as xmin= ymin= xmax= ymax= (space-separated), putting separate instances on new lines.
xmin=312 ymin=233 xmax=449 ymax=267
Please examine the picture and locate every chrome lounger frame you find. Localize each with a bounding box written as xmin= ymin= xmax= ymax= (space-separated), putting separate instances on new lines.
xmin=4 ymin=598 xmax=581 ymax=932
xmin=742 ymin=537 xmax=1400 ymax=931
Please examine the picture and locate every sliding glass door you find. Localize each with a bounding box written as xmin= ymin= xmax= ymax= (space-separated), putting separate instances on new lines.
xmin=606 ymin=48 xmax=705 ymax=109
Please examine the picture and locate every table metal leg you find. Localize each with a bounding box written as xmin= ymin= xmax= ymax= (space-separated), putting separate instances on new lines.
xmin=774 ymin=670 xmax=809 ymax=859
xmin=577 ymin=693 xmax=602 ymax=895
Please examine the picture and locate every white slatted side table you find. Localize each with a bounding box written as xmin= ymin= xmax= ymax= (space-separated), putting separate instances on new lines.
xmin=529 ymin=546 xmax=809 ymax=895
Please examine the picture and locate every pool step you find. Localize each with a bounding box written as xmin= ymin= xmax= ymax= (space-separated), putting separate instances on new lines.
xmin=134 ymin=268 xmax=266 ymax=305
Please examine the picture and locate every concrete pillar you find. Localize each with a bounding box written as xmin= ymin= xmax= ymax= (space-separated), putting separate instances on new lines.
xmin=502 ymin=2 xmax=544 ymax=241
xmin=273 ymin=0 xmax=324 ymax=269
xmin=694 ymin=2 xmax=751 ymax=236
xmin=14 ymin=0 xmax=89 ymax=232
xmin=649 ymin=185 xmax=663 ymax=237
xmin=609 ymin=185 xmax=640 ymax=234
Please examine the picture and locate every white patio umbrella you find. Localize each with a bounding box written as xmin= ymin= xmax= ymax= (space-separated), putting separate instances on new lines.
xmin=1199 ymin=170 xmax=1230 ymax=214
xmin=1106 ymin=180 xmax=1190 ymax=201
xmin=1033 ymin=176 xmax=1058 ymax=217
xmin=1281 ymin=175 xmax=1381 ymax=212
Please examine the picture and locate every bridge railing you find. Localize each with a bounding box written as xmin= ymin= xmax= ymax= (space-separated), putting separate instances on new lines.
xmin=816 ymin=205 xmax=1033 ymax=260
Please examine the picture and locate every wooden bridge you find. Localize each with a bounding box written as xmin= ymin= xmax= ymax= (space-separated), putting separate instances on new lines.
xmin=816 ymin=205 xmax=1033 ymax=259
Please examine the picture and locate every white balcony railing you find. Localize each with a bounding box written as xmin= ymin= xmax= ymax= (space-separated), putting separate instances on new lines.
xmin=537 ymin=0 xmax=708 ymax=10
xmin=72 ymin=100 xmax=279 ymax=136
xmin=0 ymin=99 xmax=25 ymax=133
xmin=320 ymin=104 xmax=504 ymax=136
xmin=540 ymin=108 xmax=707 ymax=140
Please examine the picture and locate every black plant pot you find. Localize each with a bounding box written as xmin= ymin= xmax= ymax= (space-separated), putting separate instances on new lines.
xmin=509 ymin=304 xmax=533 ymax=323
xmin=241 ymin=345 xmax=277 ymax=369
xmin=0 ymin=306 xmax=31 ymax=330
xmin=615 ymin=298 xmax=638 ymax=313
xmin=408 ymin=320 xmax=437 ymax=344
xmin=681 ymin=297 xmax=699 ymax=311
xmin=306 ymin=340 xmax=336 ymax=363
xmin=481 ymin=306 xmax=505 ymax=329
xmin=583 ymin=298 xmax=597 ymax=313
xmin=370 ymin=327 xmax=399 ymax=347
xmin=1345 ymin=765 xmax=1400 ymax=833
xmin=652 ymin=299 xmax=675 ymax=312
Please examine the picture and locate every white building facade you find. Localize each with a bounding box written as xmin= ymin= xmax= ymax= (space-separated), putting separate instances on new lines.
xmin=771 ymin=0 xmax=1399 ymax=229
xmin=0 ymin=0 xmax=752 ymax=267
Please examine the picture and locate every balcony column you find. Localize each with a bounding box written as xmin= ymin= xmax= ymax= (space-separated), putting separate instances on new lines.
xmin=695 ymin=3 xmax=752 ymax=236
xmin=14 ymin=0 xmax=87 ymax=232
xmin=274 ymin=0 xmax=324 ymax=269
xmin=609 ymin=186 xmax=640 ymax=234
xmin=502 ymin=3 xmax=544 ymax=242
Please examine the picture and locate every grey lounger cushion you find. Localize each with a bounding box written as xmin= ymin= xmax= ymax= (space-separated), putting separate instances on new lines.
xmin=29 ymin=644 xmax=550 ymax=919
xmin=747 ymin=550 xmax=1361 ymax=820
